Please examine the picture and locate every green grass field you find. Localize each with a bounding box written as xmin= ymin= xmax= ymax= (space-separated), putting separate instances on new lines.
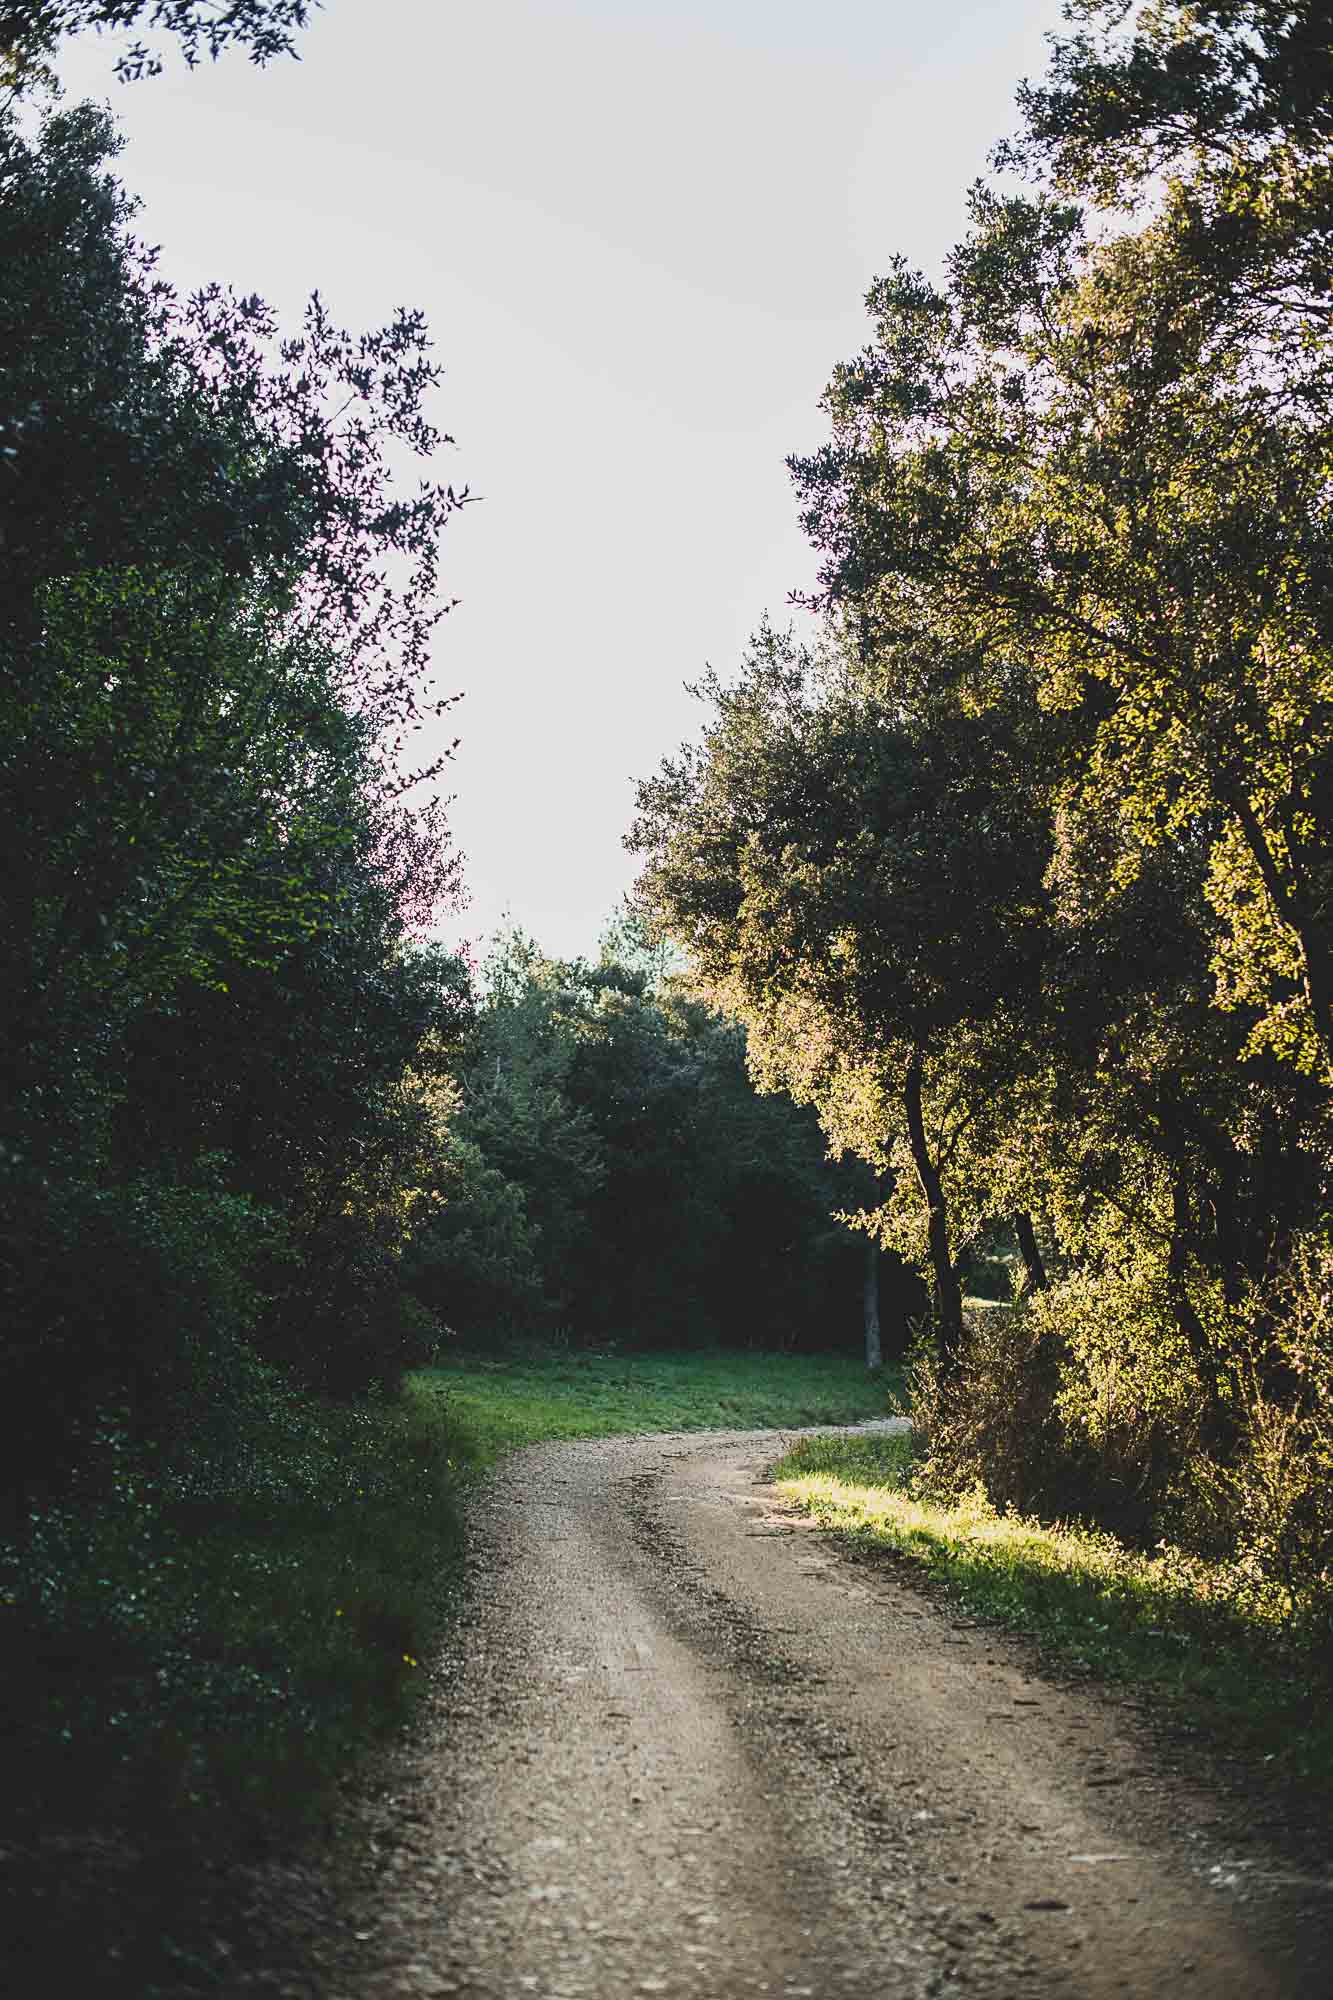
xmin=419 ymin=1344 xmax=897 ymax=1464
xmin=771 ymin=1431 xmax=1333 ymax=1809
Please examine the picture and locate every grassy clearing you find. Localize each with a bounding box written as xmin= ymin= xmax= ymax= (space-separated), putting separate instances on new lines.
xmin=771 ymin=1432 xmax=1333 ymax=1803
xmin=416 ymin=1343 xmax=897 ymax=1461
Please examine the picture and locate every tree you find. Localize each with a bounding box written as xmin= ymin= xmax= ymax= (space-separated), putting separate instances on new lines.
xmin=791 ymin=5 xmax=1333 ymax=1083
xmin=1 ymin=0 xmax=314 ymax=85
xmin=630 ymin=623 xmax=1051 ymax=1363
xmin=405 ymin=925 xmax=875 ymax=1354
xmin=0 ymin=95 xmax=468 ymax=1478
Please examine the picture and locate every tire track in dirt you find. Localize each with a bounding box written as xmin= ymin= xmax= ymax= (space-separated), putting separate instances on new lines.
xmin=320 ymin=1426 xmax=1331 ymax=2000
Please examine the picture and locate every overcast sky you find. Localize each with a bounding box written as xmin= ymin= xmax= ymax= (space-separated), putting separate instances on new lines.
xmin=58 ymin=0 xmax=1065 ymax=962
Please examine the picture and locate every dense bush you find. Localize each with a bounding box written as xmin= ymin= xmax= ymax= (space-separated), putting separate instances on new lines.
xmin=1182 ymin=1237 xmax=1333 ymax=1641
xmin=908 ymin=1236 xmax=1333 ymax=1646
xmin=0 ymin=1372 xmax=466 ymax=1842
xmin=0 ymin=1153 xmax=276 ymax=1503
xmin=904 ymin=1304 xmax=1076 ymax=1522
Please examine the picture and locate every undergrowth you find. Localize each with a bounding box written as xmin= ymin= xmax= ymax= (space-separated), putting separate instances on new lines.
xmin=771 ymin=1431 xmax=1333 ymax=1812
xmin=2 ymin=1380 xmax=469 ymax=1855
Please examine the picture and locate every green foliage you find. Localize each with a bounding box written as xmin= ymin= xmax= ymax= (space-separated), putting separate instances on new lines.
xmin=0 ymin=97 xmax=470 ymax=1473
xmin=907 ymin=1278 xmax=1216 ymax=1540
xmin=1 ymin=1373 xmax=467 ymax=1855
xmin=904 ymin=1306 xmax=1075 ymax=1522
xmin=792 ymin=2 xmax=1333 ymax=1082
xmin=0 ymin=1151 xmax=279 ymax=1494
xmin=631 ymin=0 xmax=1333 ymax=1577
xmin=1184 ymin=1233 xmax=1333 ymax=1627
xmin=629 ymin=623 xmax=1054 ymax=1353
xmin=904 ymin=1239 xmax=1333 ymax=1641
xmin=1 ymin=0 xmax=314 ymax=88
xmin=404 ymin=1101 xmax=547 ymax=1334
xmin=406 ymin=927 xmax=873 ymax=1354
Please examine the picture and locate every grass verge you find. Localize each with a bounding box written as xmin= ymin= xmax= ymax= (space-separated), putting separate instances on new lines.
xmin=4 ymin=1385 xmax=468 ymax=1849
xmin=771 ymin=1431 xmax=1333 ymax=1809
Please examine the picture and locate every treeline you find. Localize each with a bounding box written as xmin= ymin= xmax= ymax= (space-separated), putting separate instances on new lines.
xmin=0 ymin=83 xmax=475 ymax=1502
xmin=412 ymin=923 xmax=914 ymax=1355
xmin=632 ymin=0 xmax=1333 ymax=1625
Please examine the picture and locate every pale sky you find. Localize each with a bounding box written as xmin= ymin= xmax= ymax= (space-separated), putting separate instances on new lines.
xmin=57 ymin=0 xmax=1065 ymax=962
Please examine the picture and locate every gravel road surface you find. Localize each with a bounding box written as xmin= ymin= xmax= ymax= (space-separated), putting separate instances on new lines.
xmin=333 ymin=1426 xmax=1331 ymax=2000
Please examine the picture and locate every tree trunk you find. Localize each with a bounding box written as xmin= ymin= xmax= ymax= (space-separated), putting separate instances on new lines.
xmin=904 ymin=1048 xmax=963 ymax=1369
xmin=1168 ymin=1175 xmax=1225 ymax=1415
xmin=1228 ymin=788 xmax=1333 ymax=1075
xmin=863 ymin=1235 xmax=883 ymax=1372
xmin=1014 ymin=1211 xmax=1048 ymax=1293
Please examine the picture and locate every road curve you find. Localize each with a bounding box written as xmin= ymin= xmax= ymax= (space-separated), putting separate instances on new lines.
xmin=336 ymin=1427 xmax=1329 ymax=2000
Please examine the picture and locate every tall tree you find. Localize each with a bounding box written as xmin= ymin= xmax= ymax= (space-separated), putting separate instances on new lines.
xmin=630 ymin=624 xmax=1050 ymax=1363
xmin=791 ymin=4 xmax=1333 ymax=1083
xmin=0 ymin=96 xmax=468 ymax=1474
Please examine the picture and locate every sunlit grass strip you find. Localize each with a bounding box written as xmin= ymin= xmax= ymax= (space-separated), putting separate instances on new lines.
xmin=771 ymin=1433 xmax=1333 ymax=1790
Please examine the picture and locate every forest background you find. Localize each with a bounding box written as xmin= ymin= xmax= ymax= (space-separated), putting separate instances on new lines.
xmin=2 ymin=0 xmax=1332 ymax=1986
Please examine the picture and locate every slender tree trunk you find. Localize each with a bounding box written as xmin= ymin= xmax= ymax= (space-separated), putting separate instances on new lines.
xmin=1014 ymin=1211 xmax=1048 ymax=1294
xmin=863 ymin=1235 xmax=883 ymax=1372
xmin=903 ymin=1048 xmax=963 ymax=1368
xmin=1228 ymin=789 xmax=1333 ymax=1074
xmin=1168 ymin=1175 xmax=1225 ymax=1414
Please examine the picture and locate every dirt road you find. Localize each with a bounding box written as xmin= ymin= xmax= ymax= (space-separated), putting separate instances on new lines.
xmin=333 ymin=1427 xmax=1330 ymax=2000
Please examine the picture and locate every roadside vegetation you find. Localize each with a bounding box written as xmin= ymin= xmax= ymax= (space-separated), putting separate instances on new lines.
xmin=772 ymin=1421 xmax=1333 ymax=1816
xmin=632 ymin=0 xmax=1333 ymax=1690
xmin=6 ymin=1387 xmax=462 ymax=1842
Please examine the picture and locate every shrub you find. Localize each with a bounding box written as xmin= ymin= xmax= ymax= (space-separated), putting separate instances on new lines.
xmin=1035 ymin=1268 xmax=1211 ymax=1541
xmin=906 ymin=1271 xmax=1216 ymax=1540
xmin=0 ymin=1151 xmax=276 ymax=1504
xmin=1184 ymin=1234 xmax=1333 ymax=1644
xmin=904 ymin=1242 xmax=1333 ymax=1646
xmin=904 ymin=1300 xmax=1077 ymax=1519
